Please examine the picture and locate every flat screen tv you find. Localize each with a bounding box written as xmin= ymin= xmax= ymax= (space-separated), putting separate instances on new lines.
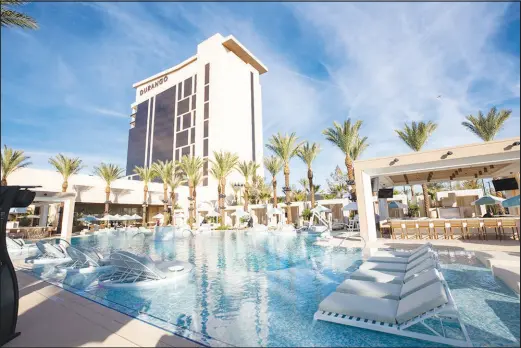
xmin=492 ymin=178 xmax=519 ymax=192
xmin=378 ymin=188 xmax=394 ymax=199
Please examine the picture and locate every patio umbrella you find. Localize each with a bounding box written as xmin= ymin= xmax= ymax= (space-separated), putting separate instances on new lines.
xmin=131 ymin=214 xmax=142 ymax=220
xmin=113 ymin=214 xmax=123 ymax=221
xmin=78 ymin=215 xmax=97 ymax=223
xmin=121 ymin=214 xmax=133 ymax=220
xmin=389 ymin=201 xmax=408 ymax=209
xmin=9 ymin=207 xmax=27 ymax=214
xmin=502 ymin=195 xmax=520 ymax=208
xmin=231 ymin=209 xmax=249 ymax=218
xmin=471 ymin=195 xmax=505 ymax=206
xmin=311 ymin=205 xmax=331 ymax=213
xmin=267 ymin=207 xmax=283 ymax=215
xmin=98 ymin=214 xmax=116 ymax=221
xmin=343 ymin=202 xmax=358 ymax=211
xmin=153 ymin=213 xmax=164 ymax=219
xmin=205 ymin=210 xmax=220 ymax=218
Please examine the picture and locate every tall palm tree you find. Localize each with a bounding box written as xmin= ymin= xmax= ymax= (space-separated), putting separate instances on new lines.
xmin=178 ymin=155 xmax=204 ymax=229
xmin=210 ymin=151 xmax=239 ymax=227
xmin=168 ymin=169 xmax=186 ymax=226
xmin=133 ymin=166 xmax=158 ymax=225
xmin=322 ymin=119 xmax=363 ymax=183
xmin=264 ymin=155 xmax=283 ymax=207
xmin=266 ymin=132 xmax=301 ymax=223
xmin=297 ymin=141 xmax=321 ymax=208
xmin=1 ymin=145 xmax=31 ymax=186
xmin=395 ymin=121 xmax=438 ymax=216
xmin=236 ymin=160 xmax=260 ymax=211
xmin=1 ymin=0 xmax=38 ymax=29
xmin=93 ymin=163 xmax=124 ymax=214
xmin=349 ymin=135 xmax=369 ymax=161
xmin=151 ymin=160 xmax=174 ymax=214
xmin=462 ymin=106 xmax=512 ymax=212
xmin=48 ymin=154 xmax=84 ymax=234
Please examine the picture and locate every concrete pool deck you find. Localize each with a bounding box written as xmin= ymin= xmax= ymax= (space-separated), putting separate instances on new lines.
xmin=6 ymin=270 xmax=200 ymax=347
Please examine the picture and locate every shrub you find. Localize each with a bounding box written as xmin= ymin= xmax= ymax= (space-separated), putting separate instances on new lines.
xmin=407 ymin=204 xmax=420 ymax=217
xmin=301 ymin=208 xmax=312 ymax=220
xmin=240 ymin=215 xmax=250 ymax=224
xmin=215 ymin=225 xmax=231 ymax=230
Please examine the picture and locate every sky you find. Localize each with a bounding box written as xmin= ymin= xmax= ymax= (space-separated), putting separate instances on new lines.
xmin=1 ymin=2 xmax=520 ymax=192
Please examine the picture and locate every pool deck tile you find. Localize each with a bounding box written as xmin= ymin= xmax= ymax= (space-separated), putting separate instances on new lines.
xmin=6 ymin=270 xmax=200 ymax=348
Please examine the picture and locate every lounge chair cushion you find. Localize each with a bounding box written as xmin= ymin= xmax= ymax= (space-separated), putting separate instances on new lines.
xmin=359 ymin=261 xmax=407 ymax=273
xmin=350 ymin=269 xmax=405 ymax=284
xmin=396 ymin=282 xmax=448 ymax=324
xmin=336 ymin=279 xmax=402 ymax=300
xmin=400 ymin=268 xmax=441 ymax=298
xmin=365 ymin=255 xmax=409 ymax=264
xmin=403 ymin=258 xmax=436 ymax=282
xmin=318 ymin=292 xmax=398 ymax=324
xmin=405 ymin=252 xmax=433 ymax=271
xmin=370 ymin=243 xmax=432 ymax=259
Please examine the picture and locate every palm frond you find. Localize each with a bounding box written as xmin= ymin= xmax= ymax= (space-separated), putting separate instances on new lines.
xmin=350 ymin=136 xmax=369 ymax=161
xmin=1 ymin=145 xmax=31 ymax=180
xmin=48 ymin=154 xmax=84 ymax=181
xmin=178 ymin=155 xmax=204 ymax=187
xmin=462 ymin=107 xmax=512 ymax=142
xmin=265 ymin=132 xmax=301 ymax=164
xmin=322 ymin=119 xmax=363 ymax=155
xmin=209 ymin=150 xmax=239 ymax=182
xmin=1 ymin=0 xmax=38 ymax=29
xmin=92 ymin=163 xmax=124 ymax=186
xmin=297 ymin=141 xmax=321 ymax=168
xmin=133 ymin=165 xmax=157 ymax=184
xmin=151 ymin=160 xmax=174 ymax=184
xmin=395 ymin=121 xmax=437 ymax=152
xmin=263 ymin=155 xmax=283 ymax=179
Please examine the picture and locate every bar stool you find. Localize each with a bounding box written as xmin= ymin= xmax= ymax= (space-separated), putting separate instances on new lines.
xmin=447 ymin=220 xmax=464 ymax=240
xmin=417 ymin=220 xmax=432 ymax=239
xmin=390 ymin=220 xmax=405 ymax=239
xmin=465 ymin=219 xmax=483 ymax=240
xmin=432 ymin=220 xmax=448 ymax=239
xmin=483 ymin=219 xmax=501 ymax=240
xmin=404 ymin=221 xmax=419 ymax=239
xmin=500 ymin=219 xmax=519 ymax=241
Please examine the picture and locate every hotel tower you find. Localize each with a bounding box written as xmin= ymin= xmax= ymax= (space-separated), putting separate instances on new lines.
xmin=126 ymin=33 xmax=267 ymax=193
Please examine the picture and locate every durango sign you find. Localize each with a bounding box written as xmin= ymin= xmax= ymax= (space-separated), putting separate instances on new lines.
xmin=139 ymin=75 xmax=169 ymax=96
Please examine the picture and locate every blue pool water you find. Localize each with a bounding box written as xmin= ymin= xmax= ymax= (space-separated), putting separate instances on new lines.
xmin=26 ymin=231 xmax=520 ymax=347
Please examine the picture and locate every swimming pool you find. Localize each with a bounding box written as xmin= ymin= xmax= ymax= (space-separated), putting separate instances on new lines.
xmin=25 ymin=231 xmax=519 ymax=347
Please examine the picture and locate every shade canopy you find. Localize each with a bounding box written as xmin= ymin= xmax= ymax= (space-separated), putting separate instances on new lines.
xmin=311 ymin=205 xmax=331 ymax=213
xmin=9 ymin=207 xmax=27 ymax=214
xmin=471 ymin=195 xmax=505 ymax=206
xmin=78 ymin=215 xmax=97 ymax=222
xmin=153 ymin=213 xmax=164 ymax=219
xmin=502 ymin=195 xmax=520 ymax=208
xmin=343 ymin=202 xmax=358 ymax=211
xmin=131 ymin=214 xmax=142 ymax=219
xmin=231 ymin=209 xmax=249 ymax=218
xmin=389 ymin=201 xmax=408 ymax=209
xmin=267 ymin=207 xmax=284 ymax=215
xmin=121 ymin=214 xmax=134 ymax=220
xmin=113 ymin=214 xmax=123 ymax=220
xmin=205 ymin=210 xmax=220 ymax=217
xmin=197 ymin=202 xmax=214 ymax=211
xmin=98 ymin=214 xmax=116 ymax=221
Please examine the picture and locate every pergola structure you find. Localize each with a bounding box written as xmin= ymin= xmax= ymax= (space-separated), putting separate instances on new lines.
xmin=354 ymin=137 xmax=521 ymax=242
xmin=32 ymin=191 xmax=76 ymax=240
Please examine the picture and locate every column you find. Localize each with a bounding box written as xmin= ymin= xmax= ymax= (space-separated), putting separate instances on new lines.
xmin=355 ymin=168 xmax=377 ymax=242
xmin=60 ymin=198 xmax=75 ymax=242
xmin=374 ymin=178 xmax=389 ymax=220
xmin=38 ymin=204 xmax=49 ymax=227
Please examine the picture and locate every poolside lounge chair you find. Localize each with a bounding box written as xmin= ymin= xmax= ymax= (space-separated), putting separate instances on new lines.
xmin=359 ymin=252 xmax=437 ymax=273
xmin=336 ymin=268 xmax=441 ymax=300
xmin=55 ymin=246 xmax=113 ymax=274
xmin=25 ymin=240 xmax=72 ymax=265
xmin=314 ymin=275 xmax=472 ymax=346
xmin=350 ymin=257 xmax=438 ymax=284
xmin=366 ymin=244 xmax=433 ymax=264
xmin=98 ymin=250 xmax=193 ymax=289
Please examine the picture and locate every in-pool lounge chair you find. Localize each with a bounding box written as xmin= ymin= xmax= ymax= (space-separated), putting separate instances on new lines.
xmin=98 ymin=250 xmax=193 ymax=289
xmin=358 ymin=252 xmax=438 ymax=273
xmin=6 ymin=237 xmax=37 ymax=256
xmin=349 ymin=257 xmax=438 ymax=284
xmin=25 ymin=240 xmax=72 ymax=265
xmin=366 ymin=243 xmax=433 ymax=264
xmin=55 ymin=246 xmax=113 ymax=274
xmin=314 ymin=274 xmax=472 ymax=347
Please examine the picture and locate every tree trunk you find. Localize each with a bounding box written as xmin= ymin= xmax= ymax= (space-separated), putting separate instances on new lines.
xmin=163 ymin=183 xmax=168 ymax=212
xmin=345 ymin=154 xmax=356 ymax=201
xmin=221 ymin=178 xmax=227 ymax=227
xmin=421 ymin=183 xmax=430 ymax=218
xmin=105 ymin=186 xmax=110 ymax=214
xmin=284 ymin=164 xmax=292 ymax=224
xmin=188 ymin=184 xmax=194 ymax=229
xmin=243 ymin=184 xmax=249 ymax=211
xmin=170 ymin=190 xmax=176 ymax=226
xmin=57 ymin=181 xmax=68 ymax=235
xmin=143 ymin=185 xmax=148 ymax=225
xmin=193 ymin=186 xmax=197 ymax=228
xmin=272 ymin=176 xmax=278 ymax=207
xmin=1 ymin=177 xmax=7 ymax=186
xmin=308 ymin=168 xmax=315 ymax=208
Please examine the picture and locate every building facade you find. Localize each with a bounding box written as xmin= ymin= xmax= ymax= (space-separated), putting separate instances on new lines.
xmin=126 ymin=33 xmax=267 ymax=192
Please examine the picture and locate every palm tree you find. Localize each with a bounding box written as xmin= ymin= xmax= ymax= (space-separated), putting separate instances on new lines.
xmin=133 ymin=166 xmax=158 ymax=225
xmin=297 ymin=141 xmax=321 ymax=208
xmin=1 ymin=145 xmax=31 ymax=186
xmin=178 ymin=155 xmax=204 ymax=229
xmin=236 ymin=160 xmax=260 ymax=211
xmin=462 ymin=106 xmax=512 ymax=212
xmin=349 ymin=135 xmax=369 ymax=161
xmin=322 ymin=119 xmax=363 ymax=183
xmin=266 ymin=132 xmax=301 ymax=223
xmin=48 ymin=154 xmax=84 ymax=234
xmin=93 ymin=163 xmax=124 ymax=214
xmin=151 ymin=160 xmax=174 ymax=215
xmin=230 ymin=183 xmax=241 ymax=205
xmin=395 ymin=121 xmax=438 ymax=216
xmin=264 ymin=155 xmax=283 ymax=207
xmin=209 ymin=151 xmax=239 ymax=227
xmin=1 ymin=0 xmax=38 ymax=29
xmin=168 ymin=169 xmax=186 ymax=226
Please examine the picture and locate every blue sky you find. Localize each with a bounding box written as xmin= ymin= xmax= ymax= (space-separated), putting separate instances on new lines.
xmin=1 ymin=2 xmax=520 ymax=190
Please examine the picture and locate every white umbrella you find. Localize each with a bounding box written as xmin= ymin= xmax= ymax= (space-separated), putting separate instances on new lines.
xmin=197 ymin=202 xmax=213 ymax=212
xmin=98 ymin=214 xmax=116 ymax=221
xmin=121 ymin=214 xmax=133 ymax=220
xmin=206 ymin=210 xmax=220 ymax=217
xmin=113 ymin=214 xmax=123 ymax=220
xmin=267 ymin=207 xmax=284 ymax=215
xmin=343 ymin=202 xmax=358 ymax=211
xmin=311 ymin=205 xmax=331 ymax=213
xmin=153 ymin=213 xmax=164 ymax=219
xmin=131 ymin=214 xmax=142 ymax=219
xmin=231 ymin=209 xmax=249 ymax=218
xmin=471 ymin=195 xmax=505 ymax=206
xmin=389 ymin=201 xmax=408 ymax=209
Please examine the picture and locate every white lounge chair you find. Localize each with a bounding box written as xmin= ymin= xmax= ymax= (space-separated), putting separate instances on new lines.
xmin=315 ymin=275 xmax=472 ymax=347
xmin=55 ymin=246 xmax=113 ymax=274
xmin=25 ymin=240 xmax=72 ymax=265
xmin=350 ymin=257 xmax=438 ymax=284
xmin=366 ymin=244 xmax=433 ymax=264
xmin=359 ymin=252 xmax=437 ymax=273
xmin=336 ymin=268 xmax=441 ymax=300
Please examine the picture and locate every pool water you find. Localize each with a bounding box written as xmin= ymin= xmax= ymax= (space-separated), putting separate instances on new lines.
xmin=27 ymin=231 xmax=520 ymax=347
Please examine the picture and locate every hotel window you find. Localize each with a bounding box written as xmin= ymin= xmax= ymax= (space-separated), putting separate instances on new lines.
xmin=204 ymin=63 xmax=210 ymax=85
xmin=204 ymin=120 xmax=208 ymax=138
xmin=204 ymin=85 xmax=209 ymax=102
xmin=182 ymin=113 xmax=191 ymax=130
xmin=192 ymin=111 xmax=196 ymax=127
xmin=182 ymin=146 xmax=190 ymax=157
xmin=177 ymin=98 xmax=190 ymax=116
xmin=204 ymin=102 xmax=209 ymax=120
xmin=191 ymin=95 xmax=196 ymax=110
xmin=177 ymin=82 xmax=182 ymax=100
xmin=176 ymin=130 xmax=189 ymax=148
xmin=183 ymin=77 xmax=192 ymax=98
xmin=203 ymin=139 xmax=208 ymax=157
xmin=176 ymin=116 xmax=181 ymax=132
xmin=203 ymin=160 xmax=208 ymax=176
xmin=190 ymin=127 xmax=195 ymax=144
